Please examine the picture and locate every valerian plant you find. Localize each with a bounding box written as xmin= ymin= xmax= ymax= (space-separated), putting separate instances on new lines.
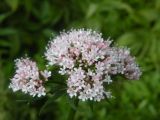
xmin=9 ymin=29 xmax=142 ymax=119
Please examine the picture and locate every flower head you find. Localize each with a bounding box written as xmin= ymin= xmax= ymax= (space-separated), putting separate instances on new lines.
xmin=45 ymin=29 xmax=141 ymax=101
xmin=9 ymin=57 xmax=51 ymax=97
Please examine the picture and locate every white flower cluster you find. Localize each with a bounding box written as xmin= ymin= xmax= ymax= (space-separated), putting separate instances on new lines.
xmin=45 ymin=29 xmax=141 ymax=101
xmin=9 ymin=57 xmax=51 ymax=97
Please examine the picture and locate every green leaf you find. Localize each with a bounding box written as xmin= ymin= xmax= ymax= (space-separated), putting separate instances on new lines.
xmin=9 ymin=36 xmax=20 ymax=57
xmin=0 ymin=12 xmax=11 ymax=23
xmin=67 ymin=99 xmax=79 ymax=120
xmin=15 ymin=99 xmax=29 ymax=103
xmin=24 ymin=0 xmax=33 ymax=12
xmin=117 ymin=32 xmax=136 ymax=46
xmin=105 ymin=97 xmax=112 ymax=104
xmin=43 ymin=29 xmax=56 ymax=38
xmin=88 ymin=101 xmax=94 ymax=112
xmin=0 ymin=28 xmax=17 ymax=36
xmin=99 ymin=1 xmax=133 ymax=14
xmin=66 ymin=96 xmax=78 ymax=111
xmin=86 ymin=3 xmax=97 ymax=18
xmin=0 ymin=40 xmax=11 ymax=47
xmin=138 ymin=100 xmax=148 ymax=110
xmin=139 ymin=9 xmax=158 ymax=23
xmin=39 ymin=90 xmax=66 ymax=115
xmin=39 ymin=96 xmax=55 ymax=115
xmin=5 ymin=0 xmax=19 ymax=11
xmin=46 ymin=82 xmax=66 ymax=97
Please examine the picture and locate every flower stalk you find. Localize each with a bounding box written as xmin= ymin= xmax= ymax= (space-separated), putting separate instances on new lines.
xmin=67 ymin=99 xmax=79 ymax=120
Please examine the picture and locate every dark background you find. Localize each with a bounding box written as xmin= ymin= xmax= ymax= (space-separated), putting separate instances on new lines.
xmin=0 ymin=0 xmax=160 ymax=120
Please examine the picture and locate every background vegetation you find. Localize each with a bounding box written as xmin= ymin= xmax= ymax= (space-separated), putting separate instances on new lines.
xmin=0 ymin=0 xmax=160 ymax=120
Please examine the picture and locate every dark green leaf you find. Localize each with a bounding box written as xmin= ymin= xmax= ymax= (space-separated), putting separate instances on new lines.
xmin=66 ymin=96 xmax=78 ymax=111
xmin=0 ymin=28 xmax=17 ymax=36
xmin=39 ymin=90 xmax=66 ymax=115
xmin=5 ymin=0 xmax=19 ymax=11
xmin=0 ymin=12 xmax=11 ymax=23
xmin=88 ymin=100 xmax=94 ymax=112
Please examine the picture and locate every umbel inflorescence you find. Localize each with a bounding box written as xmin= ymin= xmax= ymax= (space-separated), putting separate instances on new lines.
xmin=45 ymin=29 xmax=141 ymax=101
xmin=9 ymin=57 xmax=51 ymax=97
xmin=9 ymin=29 xmax=141 ymax=101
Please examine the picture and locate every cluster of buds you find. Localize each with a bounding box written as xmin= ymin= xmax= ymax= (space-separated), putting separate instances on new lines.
xmin=45 ymin=29 xmax=141 ymax=101
xmin=9 ymin=58 xmax=51 ymax=97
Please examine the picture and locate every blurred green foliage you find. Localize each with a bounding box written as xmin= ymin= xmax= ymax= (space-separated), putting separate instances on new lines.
xmin=0 ymin=0 xmax=160 ymax=120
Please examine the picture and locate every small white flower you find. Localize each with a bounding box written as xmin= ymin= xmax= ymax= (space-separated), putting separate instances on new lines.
xmin=41 ymin=70 xmax=51 ymax=79
xmin=104 ymin=91 xmax=113 ymax=98
xmin=103 ymin=75 xmax=112 ymax=84
xmin=59 ymin=67 xmax=67 ymax=75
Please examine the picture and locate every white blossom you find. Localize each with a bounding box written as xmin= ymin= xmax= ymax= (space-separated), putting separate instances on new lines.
xmin=9 ymin=57 xmax=51 ymax=97
xmin=45 ymin=29 xmax=142 ymax=101
xmin=40 ymin=70 xmax=51 ymax=80
xmin=103 ymin=75 xmax=112 ymax=84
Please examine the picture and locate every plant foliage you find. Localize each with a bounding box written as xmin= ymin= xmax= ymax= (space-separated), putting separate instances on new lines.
xmin=0 ymin=0 xmax=160 ymax=120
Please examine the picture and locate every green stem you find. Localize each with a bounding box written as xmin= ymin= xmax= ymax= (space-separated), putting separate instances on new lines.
xmin=67 ymin=99 xmax=79 ymax=120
